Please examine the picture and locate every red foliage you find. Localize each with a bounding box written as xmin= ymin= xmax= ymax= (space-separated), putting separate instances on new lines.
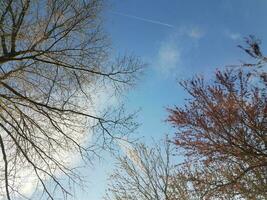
xmin=168 ymin=69 xmax=267 ymax=198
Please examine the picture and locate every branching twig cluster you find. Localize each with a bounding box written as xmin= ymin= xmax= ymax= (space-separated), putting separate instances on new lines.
xmin=0 ymin=0 xmax=143 ymax=199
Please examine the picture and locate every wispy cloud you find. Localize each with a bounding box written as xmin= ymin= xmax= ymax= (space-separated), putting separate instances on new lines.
xmin=111 ymin=11 xmax=175 ymax=28
xmin=225 ymin=30 xmax=242 ymax=40
xmin=157 ymin=39 xmax=181 ymax=76
xmin=155 ymin=25 xmax=205 ymax=77
xmin=178 ymin=25 xmax=205 ymax=39
xmin=187 ymin=26 xmax=205 ymax=39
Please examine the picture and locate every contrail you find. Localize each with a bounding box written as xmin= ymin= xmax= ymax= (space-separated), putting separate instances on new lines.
xmin=111 ymin=11 xmax=175 ymax=28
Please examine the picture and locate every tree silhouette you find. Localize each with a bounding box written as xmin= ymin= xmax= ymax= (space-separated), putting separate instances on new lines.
xmin=168 ymin=37 xmax=267 ymax=199
xmin=0 ymin=0 xmax=143 ymax=199
xmin=105 ymin=139 xmax=201 ymax=200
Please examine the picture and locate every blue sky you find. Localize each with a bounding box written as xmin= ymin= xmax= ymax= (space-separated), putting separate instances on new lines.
xmin=76 ymin=0 xmax=267 ymax=199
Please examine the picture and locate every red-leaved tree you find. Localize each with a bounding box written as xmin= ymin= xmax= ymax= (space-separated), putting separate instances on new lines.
xmin=168 ymin=36 xmax=267 ymax=199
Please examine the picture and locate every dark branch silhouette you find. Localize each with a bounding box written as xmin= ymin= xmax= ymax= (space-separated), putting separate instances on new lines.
xmin=0 ymin=0 xmax=143 ymax=199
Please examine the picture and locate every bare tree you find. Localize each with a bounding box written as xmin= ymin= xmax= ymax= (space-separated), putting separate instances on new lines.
xmin=0 ymin=0 xmax=143 ymax=199
xmin=104 ymin=139 xmax=200 ymax=200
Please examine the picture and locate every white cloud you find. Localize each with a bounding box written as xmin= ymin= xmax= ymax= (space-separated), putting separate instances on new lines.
xmin=157 ymin=40 xmax=181 ymax=76
xmin=177 ymin=25 xmax=205 ymax=39
xmin=225 ymin=30 xmax=242 ymax=40
xmin=186 ymin=26 xmax=205 ymax=39
xmin=155 ymin=25 xmax=205 ymax=78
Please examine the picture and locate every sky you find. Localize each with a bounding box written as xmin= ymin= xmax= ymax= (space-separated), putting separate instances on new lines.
xmin=75 ymin=0 xmax=267 ymax=199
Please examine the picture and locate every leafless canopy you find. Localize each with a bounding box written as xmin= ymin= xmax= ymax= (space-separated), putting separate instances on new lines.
xmin=105 ymin=140 xmax=199 ymax=200
xmin=0 ymin=0 xmax=143 ymax=199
